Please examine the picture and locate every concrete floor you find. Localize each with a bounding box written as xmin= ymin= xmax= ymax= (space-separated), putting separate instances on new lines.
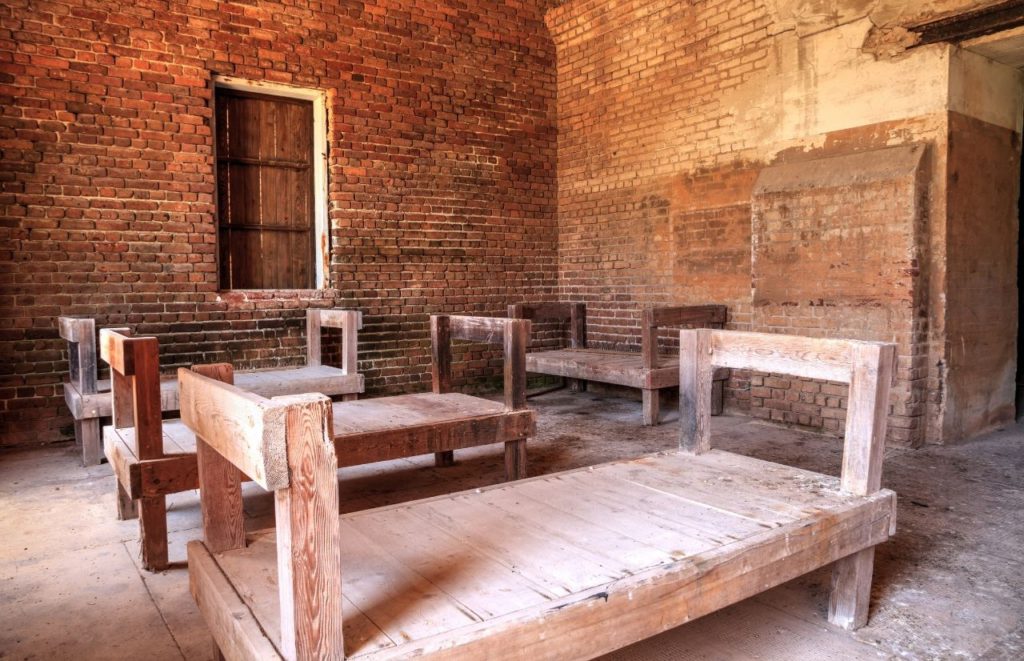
xmin=1 ymin=389 xmax=1022 ymax=660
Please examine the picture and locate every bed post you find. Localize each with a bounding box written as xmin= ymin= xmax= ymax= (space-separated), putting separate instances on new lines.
xmin=273 ymin=393 xmax=344 ymax=660
xmin=568 ymin=303 xmax=587 ymax=392
xmin=306 ymin=310 xmax=322 ymax=368
xmin=101 ymin=329 xmax=167 ymax=570
xmin=430 ymin=317 xmax=454 ymax=468
xmin=59 ymin=317 xmax=102 ymax=465
xmin=640 ymin=309 xmax=659 ymax=426
xmin=829 ymin=342 xmax=895 ymax=630
xmin=502 ymin=318 xmax=530 ymax=480
xmin=678 ymin=329 xmax=714 ymax=454
xmin=431 ymin=315 xmax=455 ymax=468
xmin=181 ymin=369 xmax=344 ymax=659
xmin=192 ymin=363 xmax=246 ymax=555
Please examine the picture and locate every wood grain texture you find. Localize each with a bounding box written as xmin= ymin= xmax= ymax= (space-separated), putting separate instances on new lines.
xmin=431 ymin=315 xmax=452 ymax=395
xmin=641 ymin=389 xmax=659 ymax=426
xmin=99 ymin=328 xmax=137 ymax=377
xmin=841 ymin=342 xmax=896 ymax=496
xmin=188 ymin=541 xmax=283 ymax=661
xmin=306 ymin=309 xmax=322 ymax=368
xmin=829 ymin=546 xmax=876 ymax=630
xmin=273 ymin=394 xmax=344 ymax=660
xmin=569 ymin=303 xmax=586 ymax=349
xmin=507 ymin=302 xmax=577 ymax=322
xmin=192 ymin=449 xmax=896 ymax=660
xmin=447 ymin=315 xmax=508 ymax=343
xmin=139 ymin=496 xmax=168 ymax=571
xmin=679 ymin=329 xmax=713 ymax=454
xmin=709 ymin=330 xmax=860 ymax=383
xmin=178 ymin=368 xmax=289 ymax=491
xmin=331 ymin=396 xmax=535 ymax=467
xmin=78 ymin=418 xmax=102 ymax=467
xmin=129 ymin=337 xmax=164 ymax=460
xmin=193 ymin=364 xmax=246 ymax=555
xmin=504 ymin=439 xmax=526 ymax=480
xmin=503 ymin=320 xmax=529 ymax=411
xmin=645 ymin=304 xmax=727 ymax=328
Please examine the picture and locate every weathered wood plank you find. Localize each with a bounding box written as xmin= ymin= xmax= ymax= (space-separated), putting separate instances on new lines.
xmin=645 ymin=304 xmax=727 ymax=328
xmin=193 ymin=363 xmax=246 ymax=555
xmin=357 ymin=492 xmax=894 ymax=661
xmin=188 ymin=541 xmax=284 ymax=661
xmin=215 ymin=531 xmax=394 ymax=658
xmin=178 ymin=369 xmax=289 ymax=491
xmin=273 ymin=394 xmax=344 ymax=660
xmin=679 ymin=329 xmax=714 ymax=454
xmin=709 ymin=330 xmax=860 ymax=383
xmin=306 ymin=309 xmax=322 ymax=368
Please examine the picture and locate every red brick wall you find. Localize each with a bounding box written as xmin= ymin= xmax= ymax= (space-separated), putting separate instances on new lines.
xmin=546 ymin=0 xmax=950 ymax=446
xmin=0 ymin=0 xmax=557 ymax=446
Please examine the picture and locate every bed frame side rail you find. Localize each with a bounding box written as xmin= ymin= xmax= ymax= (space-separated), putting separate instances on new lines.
xmin=180 ymin=366 xmax=343 ymax=660
xmin=678 ymin=328 xmax=896 ymax=630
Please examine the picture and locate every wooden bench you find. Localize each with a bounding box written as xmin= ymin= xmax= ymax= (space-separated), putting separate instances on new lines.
xmin=103 ymin=314 xmax=534 ymax=571
xmin=184 ymin=329 xmax=897 ymax=659
xmin=59 ymin=309 xmax=364 ymax=466
xmin=508 ymin=302 xmax=728 ymax=425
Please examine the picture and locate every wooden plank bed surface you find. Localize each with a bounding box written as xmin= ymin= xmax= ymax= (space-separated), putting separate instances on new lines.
xmin=193 ymin=449 xmax=896 ymax=660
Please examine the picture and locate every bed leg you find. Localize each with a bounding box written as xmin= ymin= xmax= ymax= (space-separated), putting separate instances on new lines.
xmin=139 ymin=496 xmax=169 ymax=571
xmin=116 ymin=481 xmax=139 ymax=520
xmin=829 ymin=546 xmax=875 ymax=630
xmin=434 ymin=451 xmax=455 ymax=467
xmin=711 ymin=380 xmax=724 ymax=416
xmin=79 ymin=418 xmax=102 ymax=466
xmin=642 ymin=389 xmax=659 ymax=426
xmin=504 ymin=439 xmax=526 ymax=481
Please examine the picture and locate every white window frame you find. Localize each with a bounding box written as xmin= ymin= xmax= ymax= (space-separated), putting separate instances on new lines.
xmin=213 ymin=75 xmax=329 ymax=289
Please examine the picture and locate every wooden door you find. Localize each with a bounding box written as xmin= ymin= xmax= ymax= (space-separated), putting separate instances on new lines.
xmin=215 ymin=88 xmax=315 ymax=289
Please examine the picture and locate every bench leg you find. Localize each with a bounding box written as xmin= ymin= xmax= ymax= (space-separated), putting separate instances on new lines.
xmin=504 ymin=439 xmax=526 ymax=481
xmin=77 ymin=418 xmax=102 ymax=466
xmin=341 ymin=393 xmax=358 ymax=402
xmin=116 ymin=481 xmax=139 ymax=520
xmin=642 ymin=389 xmax=660 ymax=426
xmin=139 ymin=496 xmax=169 ymax=572
xmin=829 ymin=547 xmax=875 ymax=630
xmin=569 ymin=378 xmax=586 ymax=393
xmin=711 ymin=380 xmax=724 ymax=416
xmin=434 ymin=451 xmax=455 ymax=468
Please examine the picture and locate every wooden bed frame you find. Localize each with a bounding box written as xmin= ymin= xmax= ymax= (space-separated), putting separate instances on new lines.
xmin=103 ymin=314 xmax=534 ymax=571
xmin=184 ymin=329 xmax=897 ymax=659
xmin=59 ymin=310 xmax=364 ymax=466
xmin=508 ymin=302 xmax=728 ymax=425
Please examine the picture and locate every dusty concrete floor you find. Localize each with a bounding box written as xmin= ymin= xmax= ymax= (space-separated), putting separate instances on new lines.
xmin=1 ymin=389 xmax=1022 ymax=660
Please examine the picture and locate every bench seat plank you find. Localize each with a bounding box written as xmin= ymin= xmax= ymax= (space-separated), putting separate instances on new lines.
xmin=189 ymin=449 xmax=896 ymax=660
xmin=66 ymin=365 xmax=364 ymax=420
